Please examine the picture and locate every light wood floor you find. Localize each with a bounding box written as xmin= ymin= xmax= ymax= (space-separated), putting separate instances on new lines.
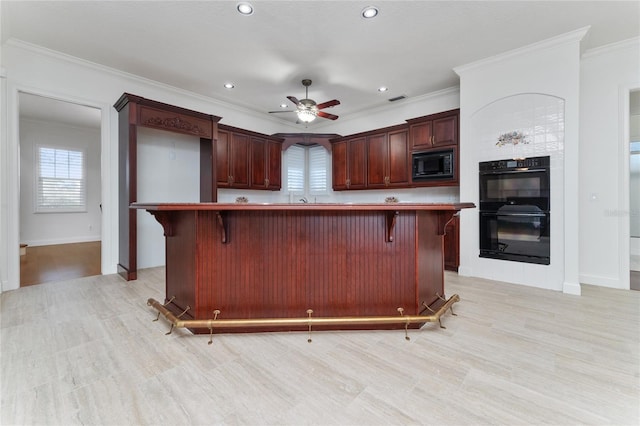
xmin=1 ymin=268 xmax=638 ymax=425
xmin=20 ymin=241 xmax=101 ymax=287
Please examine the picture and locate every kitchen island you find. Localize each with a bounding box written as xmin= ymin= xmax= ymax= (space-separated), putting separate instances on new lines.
xmin=133 ymin=202 xmax=474 ymax=334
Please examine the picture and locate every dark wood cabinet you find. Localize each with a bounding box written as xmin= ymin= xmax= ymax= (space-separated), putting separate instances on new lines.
xmin=408 ymin=109 xmax=459 ymax=151
xmin=366 ymin=127 xmax=409 ymax=188
xmin=332 ymin=141 xmax=347 ymax=190
xmin=444 ymin=214 xmax=459 ymax=272
xmin=250 ymin=137 xmax=282 ymax=190
xmin=218 ymin=125 xmax=282 ymax=190
xmin=366 ymin=133 xmax=387 ymax=187
xmin=217 ymin=129 xmax=250 ymax=188
xmin=216 ymin=129 xmax=230 ymax=186
xmin=407 ymin=109 xmax=460 ymax=188
xmin=333 ymin=126 xmax=408 ymax=191
xmin=266 ymin=139 xmax=282 ymax=190
xmin=332 ymin=137 xmax=367 ymax=190
xmin=387 ymin=129 xmax=409 ymax=186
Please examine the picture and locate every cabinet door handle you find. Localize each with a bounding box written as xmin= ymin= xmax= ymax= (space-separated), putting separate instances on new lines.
xmin=229 ymin=175 xmax=234 ymax=185
xmin=346 ymin=178 xmax=351 ymax=188
xmin=265 ymin=178 xmax=269 ymax=188
xmin=384 ymin=176 xmax=390 ymax=186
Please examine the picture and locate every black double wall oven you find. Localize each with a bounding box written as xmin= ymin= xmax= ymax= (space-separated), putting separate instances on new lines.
xmin=479 ymin=156 xmax=551 ymax=265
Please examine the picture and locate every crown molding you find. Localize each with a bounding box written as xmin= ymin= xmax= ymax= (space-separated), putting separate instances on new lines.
xmin=340 ymin=86 xmax=460 ymax=121
xmin=4 ymin=38 xmax=282 ymax=125
xmin=581 ymin=36 xmax=640 ymax=59
xmin=453 ymin=26 xmax=590 ymax=76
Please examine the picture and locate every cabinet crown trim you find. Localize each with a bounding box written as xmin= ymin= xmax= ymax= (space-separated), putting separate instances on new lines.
xmin=406 ymin=108 xmax=459 ymax=124
xmin=113 ymin=93 xmax=222 ymax=123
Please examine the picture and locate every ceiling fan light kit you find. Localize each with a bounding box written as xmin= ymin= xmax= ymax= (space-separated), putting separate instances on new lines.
xmin=270 ymin=79 xmax=340 ymax=124
xmin=297 ymin=108 xmax=317 ymax=123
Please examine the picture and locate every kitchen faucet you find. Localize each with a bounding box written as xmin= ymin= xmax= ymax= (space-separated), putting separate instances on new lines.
xmin=299 ymin=197 xmax=308 ymax=203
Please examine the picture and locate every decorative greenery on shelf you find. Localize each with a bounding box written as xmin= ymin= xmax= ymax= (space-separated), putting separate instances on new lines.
xmin=496 ymin=131 xmax=528 ymax=147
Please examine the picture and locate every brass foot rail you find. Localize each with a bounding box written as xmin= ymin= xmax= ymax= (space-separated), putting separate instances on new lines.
xmin=147 ymin=294 xmax=460 ymax=344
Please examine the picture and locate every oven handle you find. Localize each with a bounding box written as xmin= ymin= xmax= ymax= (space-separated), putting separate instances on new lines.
xmin=495 ymin=213 xmax=547 ymax=217
xmin=479 ymin=168 xmax=547 ymax=175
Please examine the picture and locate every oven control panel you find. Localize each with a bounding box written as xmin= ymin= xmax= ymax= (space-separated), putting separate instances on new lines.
xmin=480 ymin=155 xmax=550 ymax=172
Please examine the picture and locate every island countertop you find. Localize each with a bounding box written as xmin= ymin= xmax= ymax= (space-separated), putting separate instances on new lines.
xmin=131 ymin=202 xmax=475 ymax=211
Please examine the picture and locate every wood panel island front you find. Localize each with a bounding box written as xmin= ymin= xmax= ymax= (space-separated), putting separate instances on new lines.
xmin=134 ymin=202 xmax=474 ymax=335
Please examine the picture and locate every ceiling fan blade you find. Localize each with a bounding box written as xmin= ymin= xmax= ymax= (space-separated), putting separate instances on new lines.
xmin=317 ymin=111 xmax=339 ymax=120
xmin=287 ymin=96 xmax=300 ymax=106
xmin=316 ymin=99 xmax=340 ymax=110
xmin=268 ymin=110 xmax=295 ymax=114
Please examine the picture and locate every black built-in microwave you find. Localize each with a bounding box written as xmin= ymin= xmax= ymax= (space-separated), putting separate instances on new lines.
xmin=412 ymin=149 xmax=454 ymax=181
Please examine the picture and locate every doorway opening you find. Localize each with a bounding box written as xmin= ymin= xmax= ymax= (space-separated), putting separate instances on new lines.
xmin=18 ymin=92 xmax=102 ymax=286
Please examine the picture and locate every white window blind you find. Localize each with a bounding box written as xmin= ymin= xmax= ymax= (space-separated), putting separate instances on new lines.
xmin=36 ymin=146 xmax=86 ymax=212
xmin=308 ymin=145 xmax=327 ymax=193
xmin=286 ymin=145 xmax=305 ymax=193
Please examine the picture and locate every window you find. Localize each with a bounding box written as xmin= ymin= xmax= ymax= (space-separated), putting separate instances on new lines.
xmin=308 ymin=145 xmax=327 ymax=193
xmin=285 ymin=144 xmax=329 ymax=195
xmin=36 ymin=146 xmax=86 ymax=213
xmin=286 ymin=145 xmax=305 ymax=193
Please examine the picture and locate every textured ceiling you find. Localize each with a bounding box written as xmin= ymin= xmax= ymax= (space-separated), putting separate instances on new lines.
xmin=3 ymin=1 xmax=639 ymax=128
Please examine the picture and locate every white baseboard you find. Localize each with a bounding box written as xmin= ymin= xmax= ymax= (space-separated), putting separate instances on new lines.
xmin=23 ymin=235 xmax=101 ymax=247
xmin=579 ymin=273 xmax=623 ymax=289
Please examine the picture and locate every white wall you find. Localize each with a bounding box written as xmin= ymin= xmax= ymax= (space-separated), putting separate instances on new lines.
xmin=579 ymin=38 xmax=640 ymax=287
xmin=19 ymin=118 xmax=102 ymax=246
xmin=136 ymin=127 xmax=200 ymax=268
xmin=455 ymin=28 xmax=586 ymax=294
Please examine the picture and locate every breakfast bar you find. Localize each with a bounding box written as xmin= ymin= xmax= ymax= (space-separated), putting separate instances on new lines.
xmin=133 ymin=202 xmax=474 ymax=334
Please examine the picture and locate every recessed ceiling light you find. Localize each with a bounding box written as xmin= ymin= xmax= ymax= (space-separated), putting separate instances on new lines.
xmin=224 ymin=83 xmax=235 ymax=89
xmin=237 ymin=2 xmax=254 ymax=15
xmin=280 ymin=104 xmax=288 ymax=108
xmin=378 ymin=86 xmax=388 ymax=92
xmin=361 ymin=6 xmax=379 ymax=19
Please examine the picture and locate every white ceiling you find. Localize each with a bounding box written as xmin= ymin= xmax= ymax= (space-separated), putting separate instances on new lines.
xmin=3 ymin=1 xmax=639 ymax=129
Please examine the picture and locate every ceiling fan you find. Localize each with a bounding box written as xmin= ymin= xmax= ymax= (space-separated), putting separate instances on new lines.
xmin=269 ymin=79 xmax=340 ymax=123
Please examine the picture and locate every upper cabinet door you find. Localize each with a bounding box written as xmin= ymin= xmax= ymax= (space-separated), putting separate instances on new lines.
xmin=332 ymin=141 xmax=348 ymax=190
xmin=387 ymin=129 xmax=409 ymax=186
xmin=266 ymin=140 xmax=282 ymax=190
xmin=366 ymin=133 xmax=388 ymax=188
xmin=250 ymin=137 xmax=267 ymax=188
xmin=348 ymin=137 xmax=367 ymax=189
xmin=409 ymin=121 xmax=434 ymax=151
xmin=432 ymin=114 xmax=458 ymax=147
xmin=230 ymin=132 xmax=250 ymax=188
xmin=216 ymin=130 xmax=230 ymax=187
